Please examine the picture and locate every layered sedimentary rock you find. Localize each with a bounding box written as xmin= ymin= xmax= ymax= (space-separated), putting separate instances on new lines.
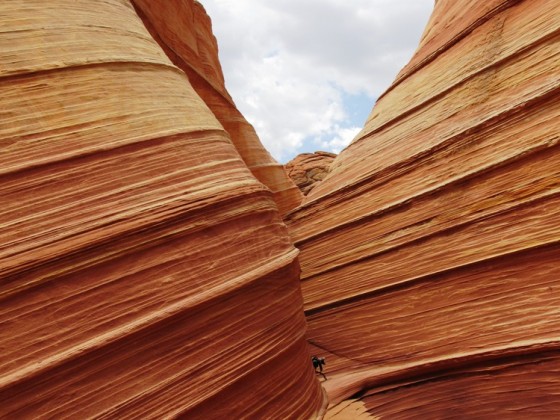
xmin=287 ymin=0 xmax=560 ymax=416
xmin=131 ymin=0 xmax=303 ymax=215
xmin=0 ymin=1 xmax=322 ymax=418
xmin=285 ymin=151 xmax=337 ymax=195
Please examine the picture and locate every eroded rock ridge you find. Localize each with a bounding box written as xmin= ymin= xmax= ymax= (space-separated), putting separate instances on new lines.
xmin=287 ymin=0 xmax=560 ymax=416
xmin=285 ymin=151 xmax=337 ymax=195
xmin=0 ymin=1 xmax=319 ymax=417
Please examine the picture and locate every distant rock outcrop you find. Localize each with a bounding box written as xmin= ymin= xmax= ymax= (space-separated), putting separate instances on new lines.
xmin=285 ymin=151 xmax=336 ymax=195
xmin=287 ymin=0 xmax=560 ymax=416
xmin=0 ymin=1 xmax=320 ymax=418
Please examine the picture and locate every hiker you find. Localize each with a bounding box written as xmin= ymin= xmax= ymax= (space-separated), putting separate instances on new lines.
xmin=311 ymin=356 xmax=326 ymax=379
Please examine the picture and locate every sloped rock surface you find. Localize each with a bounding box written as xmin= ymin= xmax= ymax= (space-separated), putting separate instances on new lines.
xmin=4 ymin=0 xmax=559 ymax=417
xmin=285 ymin=151 xmax=337 ymax=195
xmin=287 ymin=0 xmax=560 ymax=416
xmin=0 ymin=1 xmax=321 ymax=417
xmin=132 ymin=0 xmax=303 ymax=215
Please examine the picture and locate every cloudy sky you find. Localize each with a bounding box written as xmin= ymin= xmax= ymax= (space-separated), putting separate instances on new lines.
xmin=200 ymin=0 xmax=434 ymax=162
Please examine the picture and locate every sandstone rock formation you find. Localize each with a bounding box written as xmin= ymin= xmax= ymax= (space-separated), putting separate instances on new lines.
xmin=287 ymin=0 xmax=560 ymax=416
xmin=3 ymin=0 xmax=559 ymax=417
xmin=285 ymin=151 xmax=337 ymax=195
xmin=131 ymin=0 xmax=303 ymax=215
xmin=0 ymin=1 xmax=321 ymax=417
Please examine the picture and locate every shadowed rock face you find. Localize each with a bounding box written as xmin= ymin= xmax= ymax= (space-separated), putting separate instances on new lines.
xmin=287 ymin=0 xmax=560 ymax=416
xmin=0 ymin=1 xmax=321 ymax=418
xmin=285 ymin=151 xmax=337 ymax=195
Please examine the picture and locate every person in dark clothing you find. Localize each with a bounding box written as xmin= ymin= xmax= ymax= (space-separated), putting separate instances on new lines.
xmin=311 ymin=356 xmax=326 ymax=380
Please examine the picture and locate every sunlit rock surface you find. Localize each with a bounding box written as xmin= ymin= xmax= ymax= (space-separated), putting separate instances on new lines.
xmin=132 ymin=0 xmax=303 ymax=216
xmin=285 ymin=151 xmax=337 ymax=195
xmin=0 ymin=1 xmax=322 ymax=417
xmin=287 ymin=0 xmax=560 ymax=416
xmin=3 ymin=0 xmax=559 ymax=417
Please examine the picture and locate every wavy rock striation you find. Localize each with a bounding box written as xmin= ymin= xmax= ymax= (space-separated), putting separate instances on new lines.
xmin=287 ymin=0 xmax=560 ymax=416
xmin=285 ymin=151 xmax=337 ymax=195
xmin=0 ymin=1 xmax=321 ymax=417
xmin=131 ymin=0 xmax=303 ymax=215
xmin=3 ymin=0 xmax=559 ymax=417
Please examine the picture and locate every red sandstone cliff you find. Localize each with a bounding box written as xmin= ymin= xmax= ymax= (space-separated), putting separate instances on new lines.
xmin=286 ymin=0 xmax=560 ymax=416
xmin=0 ymin=1 xmax=320 ymax=417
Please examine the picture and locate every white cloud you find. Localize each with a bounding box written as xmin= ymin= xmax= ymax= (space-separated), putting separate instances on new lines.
xmin=317 ymin=126 xmax=362 ymax=154
xmin=200 ymin=0 xmax=434 ymax=162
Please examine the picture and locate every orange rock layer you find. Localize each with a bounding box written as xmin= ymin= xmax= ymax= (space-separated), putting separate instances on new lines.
xmin=3 ymin=0 xmax=559 ymax=417
xmin=131 ymin=0 xmax=303 ymax=215
xmin=287 ymin=0 xmax=560 ymax=416
xmin=0 ymin=1 xmax=320 ymax=417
